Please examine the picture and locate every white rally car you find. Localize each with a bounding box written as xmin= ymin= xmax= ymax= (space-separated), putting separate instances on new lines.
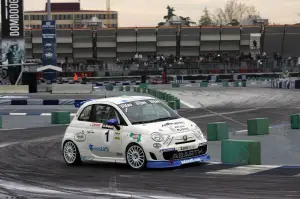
xmin=62 ymin=96 xmax=210 ymax=169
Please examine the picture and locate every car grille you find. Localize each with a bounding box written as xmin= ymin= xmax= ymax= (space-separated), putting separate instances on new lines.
xmin=163 ymin=145 xmax=207 ymax=160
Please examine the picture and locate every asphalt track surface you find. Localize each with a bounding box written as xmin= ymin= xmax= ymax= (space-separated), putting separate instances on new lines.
xmin=0 ymin=87 xmax=300 ymax=198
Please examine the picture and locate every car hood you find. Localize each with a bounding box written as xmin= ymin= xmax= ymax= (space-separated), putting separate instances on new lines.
xmin=132 ymin=118 xmax=197 ymax=135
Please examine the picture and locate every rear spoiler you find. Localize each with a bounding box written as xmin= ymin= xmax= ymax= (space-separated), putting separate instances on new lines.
xmin=74 ymin=99 xmax=92 ymax=108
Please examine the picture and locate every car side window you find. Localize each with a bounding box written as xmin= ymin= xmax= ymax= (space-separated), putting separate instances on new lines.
xmin=109 ymin=108 xmax=127 ymax=126
xmin=93 ymin=104 xmax=113 ymax=123
xmin=93 ymin=104 xmax=128 ymax=126
xmin=78 ymin=105 xmax=92 ymax=121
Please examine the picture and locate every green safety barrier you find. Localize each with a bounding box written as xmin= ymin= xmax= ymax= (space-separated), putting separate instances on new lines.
xmin=125 ymin=86 xmax=130 ymax=92
xmin=141 ymin=88 xmax=146 ymax=93
xmin=247 ymin=118 xmax=269 ymax=135
xmin=119 ymin=86 xmax=124 ymax=91
xmin=133 ymin=87 xmax=137 ymax=92
xmin=168 ymin=101 xmax=176 ymax=109
xmin=0 ymin=116 xmax=2 ymax=128
xmin=221 ymin=139 xmax=261 ymax=165
xmin=139 ymin=83 xmax=148 ymax=89
xmin=290 ymin=114 xmax=300 ymax=129
xmin=51 ymin=111 xmax=70 ymax=124
xmin=200 ymin=82 xmax=208 ymax=87
xmin=136 ymin=87 xmax=141 ymax=93
xmin=172 ymin=83 xmax=180 ymax=88
xmin=207 ymin=122 xmax=228 ymax=141
xmin=174 ymin=98 xmax=180 ymax=109
xmin=233 ymin=81 xmax=239 ymax=87
xmin=241 ymin=81 xmax=247 ymax=87
xmin=105 ymin=84 xmax=114 ymax=91
xmin=223 ymin=82 xmax=229 ymax=87
xmin=161 ymin=92 xmax=166 ymax=100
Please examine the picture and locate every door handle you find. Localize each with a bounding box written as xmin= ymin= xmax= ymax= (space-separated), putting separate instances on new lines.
xmin=87 ymin=130 xmax=94 ymax=134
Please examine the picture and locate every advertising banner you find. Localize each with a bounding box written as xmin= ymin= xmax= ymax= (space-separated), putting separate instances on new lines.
xmin=42 ymin=20 xmax=57 ymax=80
xmin=1 ymin=0 xmax=25 ymax=84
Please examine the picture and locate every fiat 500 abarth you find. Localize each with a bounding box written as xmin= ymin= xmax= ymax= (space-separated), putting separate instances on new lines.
xmin=62 ymin=96 xmax=210 ymax=169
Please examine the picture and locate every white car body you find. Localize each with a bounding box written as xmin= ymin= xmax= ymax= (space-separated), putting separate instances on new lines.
xmin=62 ymin=95 xmax=210 ymax=169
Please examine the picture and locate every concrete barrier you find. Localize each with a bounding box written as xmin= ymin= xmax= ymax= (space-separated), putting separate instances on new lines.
xmin=221 ymin=139 xmax=261 ymax=165
xmin=0 ymin=85 xmax=29 ymax=94
xmin=247 ymin=118 xmax=269 ymax=135
xmin=51 ymin=84 xmax=93 ymax=94
xmin=207 ymin=122 xmax=228 ymax=141
xmin=290 ymin=114 xmax=300 ymax=129
xmin=51 ymin=111 xmax=70 ymax=124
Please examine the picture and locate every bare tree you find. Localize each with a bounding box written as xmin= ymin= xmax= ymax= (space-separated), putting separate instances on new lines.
xmin=212 ymin=0 xmax=260 ymax=25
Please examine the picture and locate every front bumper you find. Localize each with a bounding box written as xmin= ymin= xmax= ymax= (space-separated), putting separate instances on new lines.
xmin=146 ymin=153 xmax=210 ymax=168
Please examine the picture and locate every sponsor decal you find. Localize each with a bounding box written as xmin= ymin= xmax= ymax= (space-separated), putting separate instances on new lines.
xmin=102 ymin=124 xmax=114 ymax=130
xmin=81 ymin=156 xmax=94 ymax=161
xmin=148 ymin=99 xmax=161 ymax=104
xmin=114 ymin=132 xmax=121 ymax=140
xmin=162 ymin=121 xmax=184 ymax=127
xmin=173 ymin=148 xmax=204 ymax=160
xmin=178 ymin=145 xmax=195 ymax=151
xmin=91 ymin=123 xmax=101 ymax=127
xmin=74 ymin=132 xmax=86 ymax=142
xmin=159 ymin=148 xmax=175 ymax=152
xmin=129 ymin=133 xmax=141 ymax=142
xmin=163 ymin=135 xmax=173 ymax=146
xmin=176 ymin=127 xmax=189 ymax=132
xmin=181 ymin=157 xmax=202 ymax=164
xmin=89 ymin=144 xmax=109 ymax=152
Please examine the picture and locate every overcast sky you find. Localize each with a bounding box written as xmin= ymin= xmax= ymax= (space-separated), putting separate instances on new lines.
xmin=24 ymin=0 xmax=300 ymax=26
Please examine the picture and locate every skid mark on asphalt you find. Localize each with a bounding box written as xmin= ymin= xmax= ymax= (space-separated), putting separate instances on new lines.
xmin=195 ymin=101 xmax=248 ymax=127
xmin=187 ymin=108 xmax=259 ymax=120
xmin=232 ymin=123 xmax=290 ymax=134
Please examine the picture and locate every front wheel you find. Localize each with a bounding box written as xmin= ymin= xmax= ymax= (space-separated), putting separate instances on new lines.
xmin=126 ymin=144 xmax=147 ymax=170
xmin=63 ymin=141 xmax=82 ymax=165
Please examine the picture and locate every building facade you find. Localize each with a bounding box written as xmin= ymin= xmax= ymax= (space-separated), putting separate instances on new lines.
xmin=24 ymin=2 xmax=118 ymax=29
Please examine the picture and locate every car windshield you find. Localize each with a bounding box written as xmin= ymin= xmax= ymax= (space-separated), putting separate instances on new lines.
xmin=118 ymin=99 xmax=181 ymax=124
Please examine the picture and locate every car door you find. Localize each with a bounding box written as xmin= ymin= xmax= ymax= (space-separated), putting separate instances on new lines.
xmin=86 ymin=103 xmax=124 ymax=162
xmin=70 ymin=105 xmax=94 ymax=149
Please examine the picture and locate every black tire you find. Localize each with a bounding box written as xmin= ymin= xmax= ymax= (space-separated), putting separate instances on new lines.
xmin=125 ymin=144 xmax=147 ymax=170
xmin=63 ymin=141 xmax=82 ymax=165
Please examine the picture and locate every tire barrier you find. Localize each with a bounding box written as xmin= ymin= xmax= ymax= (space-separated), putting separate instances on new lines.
xmin=247 ymin=118 xmax=269 ymax=135
xmin=234 ymin=81 xmax=239 ymax=87
xmin=290 ymin=114 xmax=300 ymax=129
xmin=51 ymin=111 xmax=71 ymax=124
xmin=0 ymin=99 xmax=92 ymax=106
xmin=221 ymin=139 xmax=261 ymax=165
xmin=11 ymin=99 xmax=27 ymax=105
xmin=43 ymin=100 xmax=59 ymax=105
xmin=271 ymin=79 xmax=300 ymax=89
xmin=207 ymin=122 xmax=228 ymax=141
xmin=119 ymin=86 xmax=124 ymax=91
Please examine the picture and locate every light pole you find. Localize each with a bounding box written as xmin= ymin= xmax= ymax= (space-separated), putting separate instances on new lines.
xmin=47 ymin=0 xmax=51 ymax=20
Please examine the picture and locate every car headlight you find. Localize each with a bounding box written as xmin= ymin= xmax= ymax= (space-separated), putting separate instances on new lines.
xmin=151 ymin=132 xmax=164 ymax=142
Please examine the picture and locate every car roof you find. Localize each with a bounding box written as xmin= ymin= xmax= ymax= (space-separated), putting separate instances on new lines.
xmin=89 ymin=95 xmax=156 ymax=105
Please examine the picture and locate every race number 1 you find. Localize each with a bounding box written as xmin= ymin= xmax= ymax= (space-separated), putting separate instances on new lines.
xmin=105 ymin=130 xmax=109 ymax=142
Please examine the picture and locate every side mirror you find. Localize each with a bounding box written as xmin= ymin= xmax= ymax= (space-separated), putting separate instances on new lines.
xmin=106 ymin=118 xmax=121 ymax=130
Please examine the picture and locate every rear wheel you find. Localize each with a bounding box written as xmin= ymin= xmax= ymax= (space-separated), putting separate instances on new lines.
xmin=126 ymin=144 xmax=146 ymax=170
xmin=63 ymin=141 xmax=82 ymax=165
